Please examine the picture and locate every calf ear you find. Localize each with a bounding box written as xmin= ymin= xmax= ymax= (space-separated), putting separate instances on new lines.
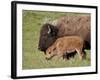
xmin=53 ymin=47 xmax=56 ymax=51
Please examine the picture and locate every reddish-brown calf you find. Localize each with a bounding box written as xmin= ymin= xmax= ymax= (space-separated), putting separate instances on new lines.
xmin=45 ymin=36 xmax=85 ymax=60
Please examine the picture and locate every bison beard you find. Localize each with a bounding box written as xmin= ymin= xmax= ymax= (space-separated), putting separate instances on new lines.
xmin=38 ymin=15 xmax=91 ymax=52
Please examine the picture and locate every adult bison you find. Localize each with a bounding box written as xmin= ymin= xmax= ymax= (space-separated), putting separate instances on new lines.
xmin=38 ymin=15 xmax=91 ymax=52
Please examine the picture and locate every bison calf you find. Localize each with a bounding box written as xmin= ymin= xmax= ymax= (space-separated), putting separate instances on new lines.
xmin=45 ymin=36 xmax=85 ymax=60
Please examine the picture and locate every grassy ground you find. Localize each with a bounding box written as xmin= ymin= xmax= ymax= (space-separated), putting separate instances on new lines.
xmin=22 ymin=10 xmax=91 ymax=69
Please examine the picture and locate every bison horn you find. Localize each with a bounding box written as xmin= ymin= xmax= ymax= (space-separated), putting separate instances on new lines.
xmin=47 ymin=25 xmax=51 ymax=34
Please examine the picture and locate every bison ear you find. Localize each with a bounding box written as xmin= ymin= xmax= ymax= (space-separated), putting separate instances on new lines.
xmin=47 ymin=25 xmax=51 ymax=34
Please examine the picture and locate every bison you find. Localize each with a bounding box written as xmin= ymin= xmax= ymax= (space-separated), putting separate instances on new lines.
xmin=45 ymin=36 xmax=85 ymax=60
xmin=38 ymin=15 xmax=90 ymax=52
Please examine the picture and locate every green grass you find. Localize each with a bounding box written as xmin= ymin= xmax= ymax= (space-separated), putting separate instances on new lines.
xmin=22 ymin=10 xmax=90 ymax=69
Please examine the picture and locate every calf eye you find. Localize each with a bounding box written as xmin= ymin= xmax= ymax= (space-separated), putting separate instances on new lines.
xmin=49 ymin=52 xmax=51 ymax=54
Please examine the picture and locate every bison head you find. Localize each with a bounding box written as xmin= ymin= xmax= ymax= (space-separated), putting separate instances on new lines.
xmin=38 ymin=23 xmax=58 ymax=52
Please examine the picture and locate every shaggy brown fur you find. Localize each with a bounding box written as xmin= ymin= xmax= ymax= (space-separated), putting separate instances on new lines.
xmin=45 ymin=36 xmax=85 ymax=60
xmin=38 ymin=15 xmax=90 ymax=52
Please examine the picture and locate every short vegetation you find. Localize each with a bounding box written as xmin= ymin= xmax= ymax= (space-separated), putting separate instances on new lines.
xmin=22 ymin=10 xmax=90 ymax=69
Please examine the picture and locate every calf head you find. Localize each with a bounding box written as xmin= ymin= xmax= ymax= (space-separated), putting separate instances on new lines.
xmin=45 ymin=47 xmax=57 ymax=60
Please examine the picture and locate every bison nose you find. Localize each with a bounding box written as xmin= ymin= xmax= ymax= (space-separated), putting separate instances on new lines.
xmin=38 ymin=47 xmax=40 ymax=50
xmin=38 ymin=47 xmax=46 ymax=52
xmin=38 ymin=47 xmax=42 ymax=50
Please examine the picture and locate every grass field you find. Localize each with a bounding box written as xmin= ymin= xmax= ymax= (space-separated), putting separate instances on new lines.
xmin=22 ymin=10 xmax=91 ymax=69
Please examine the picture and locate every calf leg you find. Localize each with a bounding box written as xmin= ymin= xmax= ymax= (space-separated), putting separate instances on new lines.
xmin=55 ymin=51 xmax=64 ymax=61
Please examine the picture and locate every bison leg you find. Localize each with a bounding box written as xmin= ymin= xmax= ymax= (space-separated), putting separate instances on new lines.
xmin=82 ymin=49 xmax=86 ymax=59
xmin=76 ymin=49 xmax=83 ymax=60
xmin=63 ymin=53 xmax=68 ymax=60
